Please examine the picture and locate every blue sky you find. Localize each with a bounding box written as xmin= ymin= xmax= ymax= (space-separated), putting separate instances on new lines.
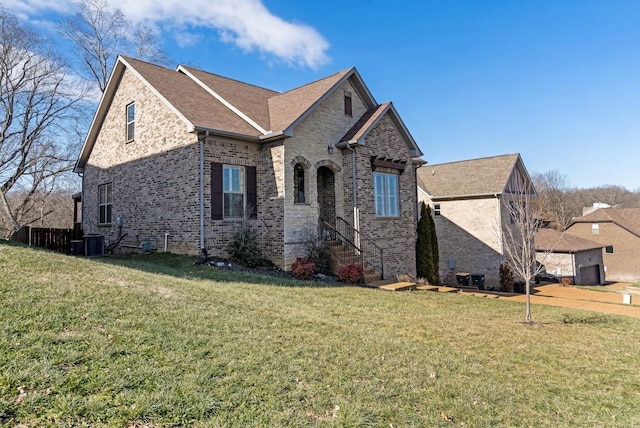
xmin=8 ymin=0 xmax=640 ymax=189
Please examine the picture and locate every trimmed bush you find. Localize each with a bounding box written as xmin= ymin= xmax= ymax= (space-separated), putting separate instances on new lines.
xmin=338 ymin=263 xmax=364 ymax=284
xmin=499 ymin=263 xmax=514 ymax=292
xmin=291 ymin=257 xmax=316 ymax=280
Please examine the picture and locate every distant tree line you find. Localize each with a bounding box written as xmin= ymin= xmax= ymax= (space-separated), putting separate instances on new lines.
xmin=0 ymin=0 xmax=169 ymax=239
xmin=532 ymin=170 xmax=640 ymax=231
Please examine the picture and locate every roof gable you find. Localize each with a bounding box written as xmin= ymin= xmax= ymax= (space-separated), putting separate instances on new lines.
xmin=535 ymin=228 xmax=604 ymax=253
xmin=268 ymin=68 xmax=376 ymax=134
xmin=75 ymin=56 xmax=262 ymax=172
xmin=417 ymin=153 xmax=533 ymax=199
xmin=570 ymin=208 xmax=640 ymax=238
xmin=338 ymin=102 xmax=422 ymax=156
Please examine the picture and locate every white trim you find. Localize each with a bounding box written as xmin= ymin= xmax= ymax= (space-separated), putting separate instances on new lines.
xmin=178 ymin=65 xmax=269 ymax=136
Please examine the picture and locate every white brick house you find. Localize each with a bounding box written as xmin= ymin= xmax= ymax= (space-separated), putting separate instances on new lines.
xmin=416 ymin=154 xmax=534 ymax=288
xmin=75 ymin=57 xmax=423 ymax=279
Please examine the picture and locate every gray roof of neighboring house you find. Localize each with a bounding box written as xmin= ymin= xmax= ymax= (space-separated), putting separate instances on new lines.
xmin=570 ymin=207 xmax=640 ymax=238
xmin=75 ymin=56 xmax=422 ymax=173
xmin=416 ymin=153 xmax=527 ymax=199
xmin=535 ymin=228 xmax=604 ymax=253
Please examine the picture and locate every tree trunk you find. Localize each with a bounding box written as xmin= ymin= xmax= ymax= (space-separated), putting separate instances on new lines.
xmin=525 ymin=280 xmax=532 ymax=323
xmin=0 ymin=191 xmax=20 ymax=235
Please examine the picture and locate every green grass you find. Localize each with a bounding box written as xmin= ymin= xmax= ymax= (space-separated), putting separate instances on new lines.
xmin=2 ymin=241 xmax=640 ymax=427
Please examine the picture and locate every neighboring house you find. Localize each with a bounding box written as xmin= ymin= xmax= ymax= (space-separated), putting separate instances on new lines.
xmin=565 ymin=208 xmax=640 ymax=283
xmin=74 ymin=56 xmax=424 ymax=279
xmin=534 ymin=228 xmax=605 ymax=285
xmin=416 ymin=153 xmax=534 ymax=288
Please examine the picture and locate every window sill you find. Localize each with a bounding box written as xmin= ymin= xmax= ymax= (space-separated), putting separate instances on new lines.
xmin=97 ymin=223 xmax=112 ymax=227
xmin=294 ymin=202 xmax=311 ymax=206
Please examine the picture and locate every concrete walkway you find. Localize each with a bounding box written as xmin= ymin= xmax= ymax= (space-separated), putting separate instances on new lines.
xmin=498 ymin=283 xmax=640 ymax=318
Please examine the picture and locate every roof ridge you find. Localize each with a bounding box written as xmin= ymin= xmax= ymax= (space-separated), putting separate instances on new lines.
xmin=273 ymin=67 xmax=354 ymax=97
xmin=179 ymin=64 xmax=280 ymax=94
xmin=428 ymin=153 xmax=520 ymax=168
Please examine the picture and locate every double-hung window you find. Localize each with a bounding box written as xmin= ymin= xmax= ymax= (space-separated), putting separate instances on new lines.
xmin=126 ymin=102 xmax=135 ymax=141
xmin=223 ymin=165 xmax=245 ymax=218
xmin=373 ymin=172 xmax=399 ymax=217
xmin=212 ymin=162 xmax=257 ymax=220
xmin=98 ymin=183 xmax=113 ymax=224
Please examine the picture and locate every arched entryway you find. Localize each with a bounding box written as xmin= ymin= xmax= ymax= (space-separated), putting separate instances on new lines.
xmin=317 ymin=166 xmax=335 ymax=225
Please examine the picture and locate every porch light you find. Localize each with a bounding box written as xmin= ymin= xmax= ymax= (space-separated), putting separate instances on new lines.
xmin=327 ymin=145 xmax=334 ymax=154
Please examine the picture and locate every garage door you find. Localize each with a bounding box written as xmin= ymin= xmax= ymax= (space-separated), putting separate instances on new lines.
xmin=579 ymin=265 xmax=600 ymax=285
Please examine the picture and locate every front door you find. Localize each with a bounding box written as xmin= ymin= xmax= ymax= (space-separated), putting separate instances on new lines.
xmin=317 ymin=166 xmax=335 ymax=226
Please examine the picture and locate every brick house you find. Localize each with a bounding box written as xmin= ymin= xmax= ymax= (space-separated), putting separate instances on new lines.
xmin=534 ymin=228 xmax=605 ymax=285
xmin=74 ymin=56 xmax=423 ymax=279
xmin=416 ymin=154 xmax=534 ymax=288
xmin=565 ymin=208 xmax=640 ymax=283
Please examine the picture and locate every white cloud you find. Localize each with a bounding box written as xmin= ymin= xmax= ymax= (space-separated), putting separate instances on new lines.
xmin=10 ymin=0 xmax=331 ymax=69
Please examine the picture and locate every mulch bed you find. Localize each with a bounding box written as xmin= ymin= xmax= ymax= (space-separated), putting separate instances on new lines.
xmin=205 ymin=256 xmax=345 ymax=286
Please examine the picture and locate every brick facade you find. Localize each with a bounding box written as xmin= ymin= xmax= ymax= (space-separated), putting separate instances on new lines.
xmin=565 ymin=222 xmax=640 ymax=283
xmin=81 ymin=64 xmax=420 ymax=279
xmin=420 ymin=196 xmax=504 ymax=287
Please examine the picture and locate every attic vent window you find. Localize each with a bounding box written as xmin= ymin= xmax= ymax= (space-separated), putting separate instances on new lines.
xmin=434 ymin=203 xmax=441 ymax=216
xmin=126 ymin=102 xmax=135 ymax=141
xmin=344 ymin=94 xmax=352 ymax=117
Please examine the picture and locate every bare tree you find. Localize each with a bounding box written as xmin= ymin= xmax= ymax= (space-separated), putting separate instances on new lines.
xmin=532 ymin=170 xmax=577 ymax=230
xmin=501 ymin=178 xmax=543 ymax=323
xmin=61 ymin=0 xmax=170 ymax=93
xmin=0 ymin=8 xmax=86 ymax=237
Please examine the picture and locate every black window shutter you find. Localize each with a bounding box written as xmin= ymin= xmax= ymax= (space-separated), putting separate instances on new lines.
xmin=246 ymin=165 xmax=257 ymax=219
xmin=211 ymin=162 xmax=223 ymax=220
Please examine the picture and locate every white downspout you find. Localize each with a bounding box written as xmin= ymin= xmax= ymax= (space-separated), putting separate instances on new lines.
xmin=198 ymin=132 xmax=209 ymax=252
xmin=346 ymin=143 xmax=360 ymax=250
xmin=496 ymin=194 xmax=503 ymax=263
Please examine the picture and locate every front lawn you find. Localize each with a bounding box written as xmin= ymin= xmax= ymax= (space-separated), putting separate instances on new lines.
xmin=2 ymin=241 xmax=639 ymax=426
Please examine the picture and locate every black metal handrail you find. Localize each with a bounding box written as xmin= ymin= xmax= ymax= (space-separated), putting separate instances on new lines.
xmin=318 ymin=216 xmax=384 ymax=278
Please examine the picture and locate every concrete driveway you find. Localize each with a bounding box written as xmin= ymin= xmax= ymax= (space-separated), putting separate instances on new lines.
xmin=498 ymin=283 xmax=640 ymax=318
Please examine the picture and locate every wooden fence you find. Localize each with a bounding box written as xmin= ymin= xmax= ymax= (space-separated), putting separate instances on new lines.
xmin=10 ymin=226 xmax=76 ymax=254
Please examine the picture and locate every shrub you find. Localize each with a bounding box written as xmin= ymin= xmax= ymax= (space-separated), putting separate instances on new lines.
xmin=291 ymin=257 xmax=316 ymax=280
xmin=499 ymin=263 xmax=514 ymax=292
xmin=305 ymin=239 xmax=333 ymax=274
xmin=228 ymin=222 xmax=264 ymax=268
xmin=338 ymin=263 xmax=364 ymax=284
xmin=561 ymin=277 xmax=572 ymax=286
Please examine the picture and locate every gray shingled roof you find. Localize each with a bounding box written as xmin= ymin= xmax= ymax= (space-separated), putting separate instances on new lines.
xmin=571 ymin=208 xmax=640 ymax=238
xmin=535 ymin=228 xmax=604 ymax=252
xmin=417 ymin=153 xmax=522 ymax=198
